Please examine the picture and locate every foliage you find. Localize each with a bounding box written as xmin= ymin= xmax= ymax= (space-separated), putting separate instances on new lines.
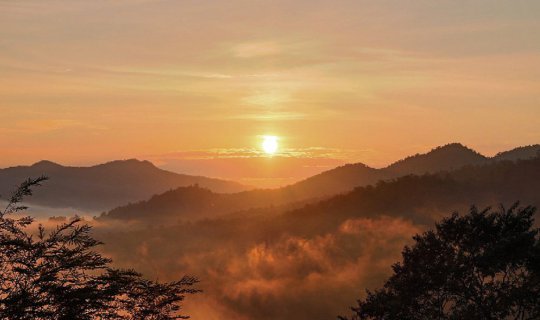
xmin=341 ymin=204 xmax=540 ymax=320
xmin=0 ymin=177 xmax=199 ymax=320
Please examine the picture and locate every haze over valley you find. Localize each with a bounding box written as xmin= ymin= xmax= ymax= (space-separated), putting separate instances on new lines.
xmin=2 ymin=143 xmax=539 ymax=319
xmin=2 ymin=1 xmax=539 ymax=318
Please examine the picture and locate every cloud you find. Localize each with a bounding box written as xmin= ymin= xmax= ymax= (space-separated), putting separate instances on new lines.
xmin=138 ymin=147 xmax=384 ymax=187
xmin=142 ymin=148 xmax=349 ymax=187
xmin=99 ymin=216 xmax=421 ymax=319
xmin=147 ymin=146 xmax=366 ymax=161
xmin=2 ymin=0 xmax=539 ymax=169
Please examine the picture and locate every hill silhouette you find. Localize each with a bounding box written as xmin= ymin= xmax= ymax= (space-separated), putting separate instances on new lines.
xmin=96 ymin=157 xmax=540 ymax=320
xmin=493 ymin=144 xmax=540 ymax=161
xmin=3 ymin=143 xmax=538 ymax=216
xmin=384 ymin=143 xmax=487 ymax=175
xmin=275 ymin=143 xmax=540 ymax=201
xmin=0 ymin=159 xmax=249 ymax=211
xmin=277 ymin=157 xmax=540 ymax=235
xmin=101 ymin=143 xmax=540 ymax=222
xmin=100 ymin=184 xmax=317 ymax=222
xmin=292 ymin=143 xmax=540 ymax=199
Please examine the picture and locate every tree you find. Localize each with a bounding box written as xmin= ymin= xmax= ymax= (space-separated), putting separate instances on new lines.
xmin=341 ymin=204 xmax=540 ymax=320
xmin=0 ymin=177 xmax=199 ymax=319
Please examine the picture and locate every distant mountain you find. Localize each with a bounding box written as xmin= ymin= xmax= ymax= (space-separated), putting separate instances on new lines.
xmin=154 ymin=156 xmax=540 ymax=239
xmin=6 ymin=143 xmax=539 ymax=218
xmin=278 ymin=143 xmax=539 ymax=200
xmin=96 ymin=157 xmax=540 ymax=320
xmin=256 ymin=143 xmax=535 ymax=201
xmin=493 ymin=145 xmax=540 ymax=162
xmin=102 ymin=143 xmax=540 ymax=222
xmin=277 ymin=162 xmax=386 ymax=200
xmin=0 ymin=159 xmax=249 ymax=211
xmin=269 ymin=157 xmax=540 ymax=242
xmin=101 ymin=185 xmax=310 ymax=222
xmin=100 ymin=163 xmax=385 ymax=222
xmin=385 ymin=143 xmax=488 ymax=175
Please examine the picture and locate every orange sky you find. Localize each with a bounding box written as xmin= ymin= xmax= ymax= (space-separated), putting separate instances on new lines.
xmin=1 ymin=1 xmax=539 ymax=187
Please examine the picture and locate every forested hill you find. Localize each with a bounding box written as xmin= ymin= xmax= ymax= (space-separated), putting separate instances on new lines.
xmin=101 ymin=144 xmax=540 ymax=222
xmin=101 ymin=151 xmax=540 ymax=224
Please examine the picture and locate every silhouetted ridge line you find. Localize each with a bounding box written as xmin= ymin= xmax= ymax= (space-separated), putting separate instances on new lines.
xmin=101 ymin=154 xmax=540 ymax=224
xmin=385 ymin=143 xmax=487 ymax=175
xmin=493 ymin=144 xmax=540 ymax=161
xmin=3 ymin=143 xmax=539 ymax=215
xmin=0 ymin=159 xmax=249 ymax=211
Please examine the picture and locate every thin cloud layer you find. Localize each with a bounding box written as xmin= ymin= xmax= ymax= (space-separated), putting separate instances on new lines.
xmin=1 ymin=0 xmax=540 ymax=170
xmin=145 ymin=148 xmax=353 ymax=187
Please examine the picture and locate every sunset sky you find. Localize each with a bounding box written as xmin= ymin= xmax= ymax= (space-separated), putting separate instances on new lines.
xmin=1 ymin=0 xmax=539 ymax=186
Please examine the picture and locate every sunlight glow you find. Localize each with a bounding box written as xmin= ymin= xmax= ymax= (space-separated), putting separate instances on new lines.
xmin=262 ymin=136 xmax=279 ymax=155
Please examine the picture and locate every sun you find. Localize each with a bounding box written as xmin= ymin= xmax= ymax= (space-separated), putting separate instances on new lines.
xmin=262 ymin=135 xmax=279 ymax=155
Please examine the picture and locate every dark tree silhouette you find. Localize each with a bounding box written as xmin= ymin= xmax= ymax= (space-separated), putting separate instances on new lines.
xmin=0 ymin=177 xmax=199 ymax=320
xmin=341 ymin=204 xmax=540 ymax=320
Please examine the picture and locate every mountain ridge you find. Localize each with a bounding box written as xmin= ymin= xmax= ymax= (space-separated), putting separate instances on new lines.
xmin=3 ymin=143 xmax=538 ymax=216
xmin=101 ymin=143 xmax=540 ymax=222
xmin=268 ymin=142 xmax=536 ymax=199
xmin=0 ymin=159 xmax=250 ymax=211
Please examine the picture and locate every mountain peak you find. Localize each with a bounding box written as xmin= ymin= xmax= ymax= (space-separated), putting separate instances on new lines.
xmin=97 ymin=159 xmax=157 ymax=169
xmin=31 ymin=160 xmax=63 ymax=168
xmin=437 ymin=142 xmax=467 ymax=149
xmin=0 ymin=158 xmax=248 ymax=211
xmin=386 ymin=143 xmax=487 ymax=175
xmin=430 ymin=143 xmax=478 ymax=153
xmin=493 ymin=145 xmax=540 ymax=162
